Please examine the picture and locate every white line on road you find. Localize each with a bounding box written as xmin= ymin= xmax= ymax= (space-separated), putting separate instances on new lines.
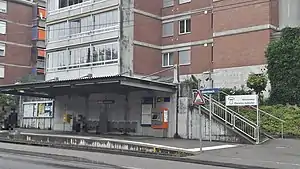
xmin=188 ymin=144 xmax=240 ymax=152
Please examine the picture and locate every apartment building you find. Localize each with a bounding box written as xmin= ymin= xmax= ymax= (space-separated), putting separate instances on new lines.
xmin=0 ymin=0 xmax=46 ymax=85
xmin=46 ymin=0 xmax=296 ymax=89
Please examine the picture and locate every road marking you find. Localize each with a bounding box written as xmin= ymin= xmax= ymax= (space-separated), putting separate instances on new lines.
xmin=20 ymin=132 xmax=239 ymax=153
xmin=188 ymin=144 xmax=239 ymax=152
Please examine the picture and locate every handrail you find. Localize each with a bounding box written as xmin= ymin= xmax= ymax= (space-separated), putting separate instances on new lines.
xmin=200 ymin=105 xmax=257 ymax=140
xmin=202 ymin=94 xmax=257 ymax=126
xmin=220 ymin=91 xmax=285 ymax=123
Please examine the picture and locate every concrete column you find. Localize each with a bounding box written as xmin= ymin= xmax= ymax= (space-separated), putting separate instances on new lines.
xmin=124 ymin=94 xmax=129 ymax=134
xmin=84 ymin=94 xmax=90 ymax=132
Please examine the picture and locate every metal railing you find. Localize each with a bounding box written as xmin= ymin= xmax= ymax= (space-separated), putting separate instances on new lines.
xmin=201 ymin=95 xmax=258 ymax=141
xmin=220 ymin=91 xmax=285 ymax=139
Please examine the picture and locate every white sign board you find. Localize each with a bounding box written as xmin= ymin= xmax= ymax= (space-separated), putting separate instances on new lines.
xmin=225 ymin=95 xmax=258 ymax=106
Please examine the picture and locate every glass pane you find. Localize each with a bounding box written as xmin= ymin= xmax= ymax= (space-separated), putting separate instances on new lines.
xmin=169 ymin=53 xmax=174 ymax=65
xmin=186 ymin=19 xmax=191 ymax=32
xmin=179 ymin=20 xmax=185 ymax=33
xmin=163 ymin=53 xmax=168 ymax=66
xmin=179 ymin=50 xmax=191 ymax=65
xmin=105 ymin=44 xmax=112 ymax=60
xmin=112 ymin=43 xmax=118 ymax=59
xmin=92 ymin=46 xmax=98 ymax=62
xmin=99 ymin=45 xmax=105 ymax=61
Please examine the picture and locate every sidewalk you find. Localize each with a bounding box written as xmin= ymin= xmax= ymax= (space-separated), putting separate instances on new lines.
xmin=188 ymin=139 xmax=300 ymax=169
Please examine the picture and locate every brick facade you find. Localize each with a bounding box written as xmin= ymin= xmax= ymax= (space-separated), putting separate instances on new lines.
xmin=0 ymin=1 xmax=33 ymax=85
xmin=132 ymin=0 xmax=279 ymax=78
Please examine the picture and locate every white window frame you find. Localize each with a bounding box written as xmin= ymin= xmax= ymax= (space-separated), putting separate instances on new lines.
xmin=162 ymin=52 xmax=174 ymax=67
xmin=0 ymin=65 xmax=4 ymax=78
xmin=179 ymin=19 xmax=191 ymax=35
xmin=0 ymin=21 xmax=6 ymax=34
xmin=179 ymin=0 xmax=191 ymax=4
xmin=0 ymin=43 xmax=5 ymax=57
xmin=0 ymin=0 xmax=7 ymax=13
xmin=178 ymin=50 xmax=191 ymax=65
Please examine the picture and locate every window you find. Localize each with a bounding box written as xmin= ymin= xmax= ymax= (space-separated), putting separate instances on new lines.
xmin=0 ymin=0 xmax=7 ymax=13
xmin=0 ymin=43 xmax=5 ymax=57
xmin=0 ymin=65 xmax=4 ymax=78
xmin=59 ymin=0 xmax=83 ymax=9
xmin=162 ymin=52 xmax=174 ymax=67
xmin=178 ymin=50 xmax=191 ymax=65
xmin=163 ymin=0 xmax=174 ymax=7
xmin=179 ymin=0 xmax=191 ymax=4
xmin=69 ymin=19 xmax=81 ymax=35
xmin=47 ymin=21 xmax=68 ymax=41
xmin=0 ymin=21 xmax=6 ymax=34
xmin=162 ymin=22 xmax=174 ymax=37
xmin=179 ymin=19 xmax=191 ymax=34
xmin=46 ymin=42 xmax=119 ymax=70
xmin=93 ymin=10 xmax=119 ymax=31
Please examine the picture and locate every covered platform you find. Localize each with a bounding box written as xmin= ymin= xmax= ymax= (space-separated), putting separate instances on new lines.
xmin=0 ymin=75 xmax=177 ymax=138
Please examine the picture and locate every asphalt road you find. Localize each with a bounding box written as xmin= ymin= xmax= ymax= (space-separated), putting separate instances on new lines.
xmin=0 ymin=143 xmax=232 ymax=169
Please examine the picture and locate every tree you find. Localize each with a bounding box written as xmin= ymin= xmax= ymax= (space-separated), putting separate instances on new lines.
xmin=246 ymin=73 xmax=268 ymax=99
xmin=266 ymin=27 xmax=300 ymax=105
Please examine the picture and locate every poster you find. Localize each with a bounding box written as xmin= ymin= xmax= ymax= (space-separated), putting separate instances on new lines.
xmin=23 ymin=101 xmax=54 ymax=118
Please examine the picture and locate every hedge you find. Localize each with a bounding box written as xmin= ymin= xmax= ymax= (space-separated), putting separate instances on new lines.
xmin=239 ymin=105 xmax=300 ymax=137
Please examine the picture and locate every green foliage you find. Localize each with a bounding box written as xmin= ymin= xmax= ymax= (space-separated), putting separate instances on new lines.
xmin=239 ymin=105 xmax=300 ymax=137
xmin=266 ymin=27 xmax=300 ymax=105
xmin=246 ymin=73 xmax=267 ymax=95
xmin=182 ymin=75 xmax=199 ymax=89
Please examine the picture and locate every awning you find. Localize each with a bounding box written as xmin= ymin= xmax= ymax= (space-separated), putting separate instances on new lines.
xmin=0 ymin=75 xmax=176 ymax=98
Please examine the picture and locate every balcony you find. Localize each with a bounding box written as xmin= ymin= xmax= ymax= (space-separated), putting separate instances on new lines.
xmin=46 ymin=26 xmax=119 ymax=50
xmin=47 ymin=0 xmax=119 ymax=23
xmin=45 ymin=61 xmax=120 ymax=81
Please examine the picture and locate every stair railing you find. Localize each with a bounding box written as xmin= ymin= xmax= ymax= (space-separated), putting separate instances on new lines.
xmin=201 ymin=95 xmax=257 ymax=141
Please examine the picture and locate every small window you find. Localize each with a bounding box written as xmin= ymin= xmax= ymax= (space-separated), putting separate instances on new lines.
xmin=0 ymin=65 xmax=4 ymax=78
xmin=163 ymin=0 xmax=174 ymax=7
xmin=0 ymin=0 xmax=6 ymax=13
xmin=179 ymin=19 xmax=191 ymax=34
xmin=179 ymin=0 xmax=191 ymax=4
xmin=0 ymin=21 xmax=6 ymax=34
xmin=162 ymin=22 xmax=174 ymax=37
xmin=162 ymin=52 xmax=174 ymax=67
xmin=0 ymin=43 xmax=5 ymax=57
xmin=178 ymin=50 xmax=191 ymax=65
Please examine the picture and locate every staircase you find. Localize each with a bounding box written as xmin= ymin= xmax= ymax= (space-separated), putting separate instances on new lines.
xmin=196 ymin=94 xmax=283 ymax=144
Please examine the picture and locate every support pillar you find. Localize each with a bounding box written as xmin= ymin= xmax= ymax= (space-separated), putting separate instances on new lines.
xmin=123 ymin=93 xmax=130 ymax=135
xmin=84 ymin=94 xmax=90 ymax=133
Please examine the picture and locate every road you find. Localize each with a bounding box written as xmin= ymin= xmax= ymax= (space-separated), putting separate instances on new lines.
xmin=0 ymin=143 xmax=232 ymax=169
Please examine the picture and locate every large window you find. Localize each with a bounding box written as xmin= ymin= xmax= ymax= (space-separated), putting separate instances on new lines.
xmin=0 ymin=21 xmax=6 ymax=34
xmin=162 ymin=22 xmax=174 ymax=37
xmin=179 ymin=0 xmax=191 ymax=4
xmin=0 ymin=43 xmax=5 ymax=57
xmin=47 ymin=42 xmax=119 ymax=71
xmin=93 ymin=10 xmax=119 ymax=31
xmin=47 ymin=10 xmax=119 ymax=42
xmin=59 ymin=0 xmax=83 ymax=9
xmin=162 ymin=52 xmax=174 ymax=67
xmin=47 ymin=21 xmax=68 ymax=41
xmin=179 ymin=19 xmax=191 ymax=34
xmin=0 ymin=0 xmax=7 ymax=13
xmin=163 ymin=0 xmax=174 ymax=8
xmin=178 ymin=50 xmax=191 ymax=65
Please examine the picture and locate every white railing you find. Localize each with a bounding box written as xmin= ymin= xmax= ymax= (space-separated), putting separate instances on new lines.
xmin=220 ymin=91 xmax=285 ymax=139
xmin=47 ymin=59 xmax=118 ymax=72
xmin=201 ymin=95 xmax=258 ymax=141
